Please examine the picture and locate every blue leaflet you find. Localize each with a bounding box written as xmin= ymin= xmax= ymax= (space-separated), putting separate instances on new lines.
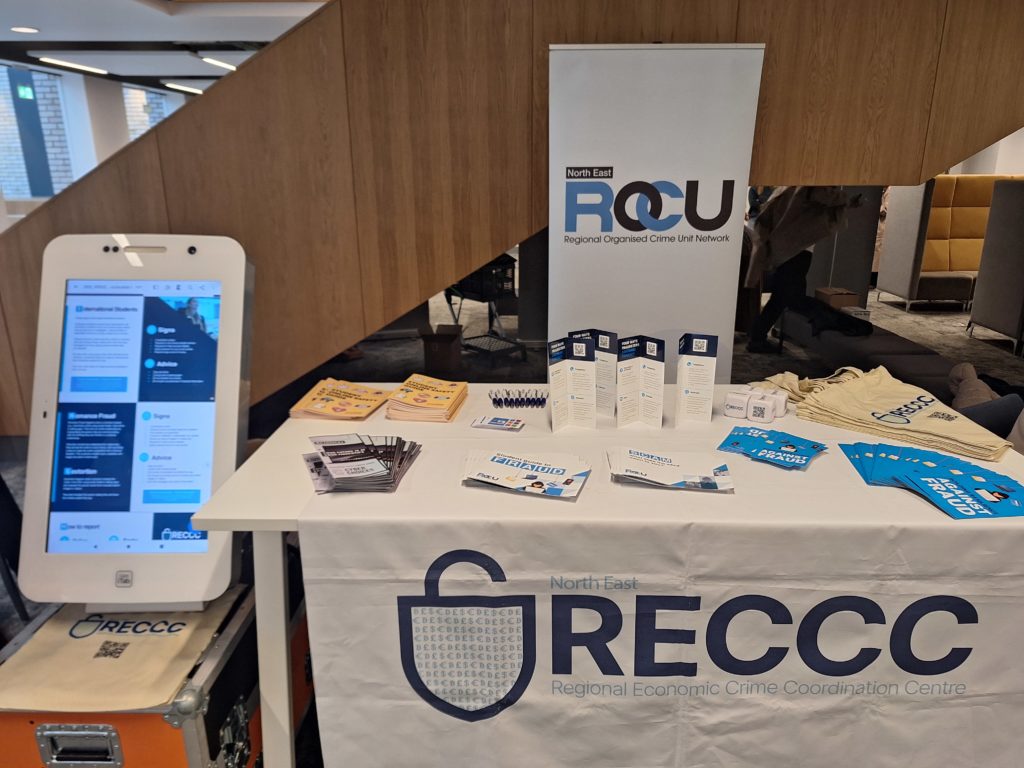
xmin=717 ymin=427 xmax=827 ymax=470
xmin=839 ymin=444 xmax=868 ymax=482
xmin=841 ymin=442 xmax=1024 ymax=520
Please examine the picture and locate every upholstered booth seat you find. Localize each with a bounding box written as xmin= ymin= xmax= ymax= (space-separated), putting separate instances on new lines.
xmin=878 ymin=174 xmax=1024 ymax=308
xmin=915 ymin=271 xmax=975 ymax=302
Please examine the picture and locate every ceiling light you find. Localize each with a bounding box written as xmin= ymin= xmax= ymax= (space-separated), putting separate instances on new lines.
xmin=11 ymin=26 xmax=40 ymax=34
xmin=165 ymin=82 xmax=204 ymax=95
xmin=37 ymin=57 xmax=107 ymax=75
xmin=200 ymin=56 xmax=236 ymax=72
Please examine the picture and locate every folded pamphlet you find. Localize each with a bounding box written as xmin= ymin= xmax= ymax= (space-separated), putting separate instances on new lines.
xmin=717 ymin=426 xmax=827 ymax=470
xmin=607 ymin=447 xmax=733 ymax=492
xmin=305 ymin=433 xmax=421 ymax=493
xmin=463 ymin=450 xmax=591 ymax=499
xmin=386 ymin=374 xmax=468 ymax=422
xmin=841 ymin=442 xmax=1024 ymax=520
xmin=290 ymin=378 xmax=392 ymax=420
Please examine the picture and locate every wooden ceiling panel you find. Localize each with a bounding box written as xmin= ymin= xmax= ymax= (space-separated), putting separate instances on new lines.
xmin=737 ymin=0 xmax=946 ymax=185
xmin=156 ymin=2 xmax=364 ymax=403
xmin=342 ymin=0 xmax=534 ymax=333
xmin=922 ymin=0 xmax=1024 ymax=178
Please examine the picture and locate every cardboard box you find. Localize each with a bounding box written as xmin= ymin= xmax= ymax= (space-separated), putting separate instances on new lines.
xmin=421 ymin=324 xmax=463 ymax=378
xmin=815 ymin=286 xmax=860 ymax=310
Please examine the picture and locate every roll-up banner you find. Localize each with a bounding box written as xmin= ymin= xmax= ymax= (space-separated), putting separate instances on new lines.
xmin=548 ymin=44 xmax=764 ymax=384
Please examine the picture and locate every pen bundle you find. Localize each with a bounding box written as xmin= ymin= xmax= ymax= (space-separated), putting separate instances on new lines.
xmin=842 ymin=442 xmax=1024 ymax=520
xmin=489 ymin=388 xmax=547 ymax=409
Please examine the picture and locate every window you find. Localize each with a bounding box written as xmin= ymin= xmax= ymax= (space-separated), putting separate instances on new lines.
xmin=0 ymin=64 xmax=74 ymax=198
xmin=122 ymin=86 xmax=171 ymax=141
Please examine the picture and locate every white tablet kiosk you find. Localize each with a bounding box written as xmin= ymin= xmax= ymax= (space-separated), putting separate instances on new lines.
xmin=19 ymin=234 xmax=251 ymax=608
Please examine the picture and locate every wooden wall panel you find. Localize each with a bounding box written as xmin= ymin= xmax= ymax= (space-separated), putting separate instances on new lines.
xmin=0 ymin=303 xmax=28 ymax=435
xmin=531 ymin=0 xmax=739 ymax=229
xmin=156 ymin=3 xmax=364 ymax=404
xmin=341 ymin=0 xmax=534 ymax=332
xmin=922 ymin=0 xmax=1024 ymax=178
xmin=737 ymin=0 xmax=946 ymax=186
xmin=0 ymin=132 xmax=169 ymax=429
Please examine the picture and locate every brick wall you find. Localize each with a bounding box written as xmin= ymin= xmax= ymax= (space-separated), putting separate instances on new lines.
xmin=0 ymin=69 xmax=31 ymax=198
xmin=124 ymin=87 xmax=169 ymax=141
xmin=32 ymin=72 xmax=73 ymax=194
xmin=0 ymin=67 xmax=75 ymax=197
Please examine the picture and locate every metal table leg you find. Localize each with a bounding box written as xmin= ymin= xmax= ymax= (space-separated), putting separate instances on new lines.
xmin=253 ymin=531 xmax=296 ymax=768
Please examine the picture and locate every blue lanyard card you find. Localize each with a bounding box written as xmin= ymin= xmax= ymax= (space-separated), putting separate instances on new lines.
xmin=717 ymin=427 xmax=772 ymax=455
xmin=718 ymin=427 xmax=823 ymax=470
xmin=765 ymin=430 xmax=828 ymax=455
xmin=840 ymin=444 xmax=869 ymax=483
xmin=899 ymin=470 xmax=1024 ymax=520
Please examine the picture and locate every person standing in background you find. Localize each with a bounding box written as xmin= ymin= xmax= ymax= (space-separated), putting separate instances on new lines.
xmin=745 ymin=186 xmax=862 ymax=353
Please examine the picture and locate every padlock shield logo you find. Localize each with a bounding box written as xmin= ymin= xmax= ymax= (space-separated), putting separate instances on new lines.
xmin=398 ymin=550 xmax=536 ymax=722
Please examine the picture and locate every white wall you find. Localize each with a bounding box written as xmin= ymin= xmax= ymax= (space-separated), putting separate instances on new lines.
xmin=948 ymin=126 xmax=1024 ymax=175
xmin=994 ymin=127 xmax=1024 ymax=173
xmin=82 ymin=76 xmax=130 ymax=163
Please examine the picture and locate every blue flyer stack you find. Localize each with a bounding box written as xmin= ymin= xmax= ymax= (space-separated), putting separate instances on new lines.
xmin=841 ymin=443 xmax=1024 ymax=520
xmin=718 ymin=426 xmax=827 ymax=470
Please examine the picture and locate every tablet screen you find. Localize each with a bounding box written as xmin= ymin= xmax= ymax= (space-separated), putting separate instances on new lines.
xmin=47 ymin=279 xmax=221 ymax=554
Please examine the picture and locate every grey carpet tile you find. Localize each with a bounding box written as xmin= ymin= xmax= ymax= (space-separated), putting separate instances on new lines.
xmin=871 ymin=293 xmax=1024 ymax=384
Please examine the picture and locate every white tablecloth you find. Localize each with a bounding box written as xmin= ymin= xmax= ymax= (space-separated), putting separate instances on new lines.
xmin=265 ymin=387 xmax=1024 ymax=767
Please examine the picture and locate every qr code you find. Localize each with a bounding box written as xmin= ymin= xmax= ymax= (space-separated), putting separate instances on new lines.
xmin=94 ymin=641 xmax=129 ymax=659
xmin=598 ymin=334 xmax=610 ymax=349
xmin=572 ymin=342 xmax=586 ymax=357
xmin=692 ymin=338 xmax=708 ymax=353
xmin=645 ymin=341 xmax=657 ymax=356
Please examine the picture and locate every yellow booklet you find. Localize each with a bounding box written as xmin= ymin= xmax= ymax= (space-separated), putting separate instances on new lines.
xmin=291 ymin=379 xmax=392 ymax=420
xmin=289 ymin=378 xmax=337 ymax=418
xmin=387 ymin=374 xmax=468 ymax=421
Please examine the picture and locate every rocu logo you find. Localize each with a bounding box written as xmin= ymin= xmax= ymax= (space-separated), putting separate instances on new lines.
xmin=565 ymin=178 xmax=734 ymax=233
xmin=397 ymin=550 xmax=536 ymax=722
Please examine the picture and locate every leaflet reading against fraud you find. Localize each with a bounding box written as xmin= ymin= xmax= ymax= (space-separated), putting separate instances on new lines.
xmin=48 ymin=280 xmax=221 ymax=554
xmin=617 ymin=336 xmax=665 ymax=428
xmin=548 ymin=338 xmax=597 ymax=432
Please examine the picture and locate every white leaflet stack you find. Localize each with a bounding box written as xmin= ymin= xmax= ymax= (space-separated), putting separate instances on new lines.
xmin=463 ymin=451 xmax=591 ymax=500
xmin=607 ymin=447 xmax=734 ymax=493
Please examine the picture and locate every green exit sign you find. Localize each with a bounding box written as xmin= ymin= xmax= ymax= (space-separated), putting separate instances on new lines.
xmin=16 ymin=84 xmax=35 ymax=100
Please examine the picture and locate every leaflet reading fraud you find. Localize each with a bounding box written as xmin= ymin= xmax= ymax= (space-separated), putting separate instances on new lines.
xmin=48 ymin=280 xmax=221 ymax=554
xmin=548 ymin=338 xmax=597 ymax=432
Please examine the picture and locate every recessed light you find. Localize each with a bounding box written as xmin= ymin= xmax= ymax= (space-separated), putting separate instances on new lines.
xmin=11 ymin=26 xmax=40 ymax=34
xmin=200 ymin=56 xmax=236 ymax=72
xmin=37 ymin=57 xmax=108 ymax=75
xmin=165 ymin=82 xmax=204 ymax=95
